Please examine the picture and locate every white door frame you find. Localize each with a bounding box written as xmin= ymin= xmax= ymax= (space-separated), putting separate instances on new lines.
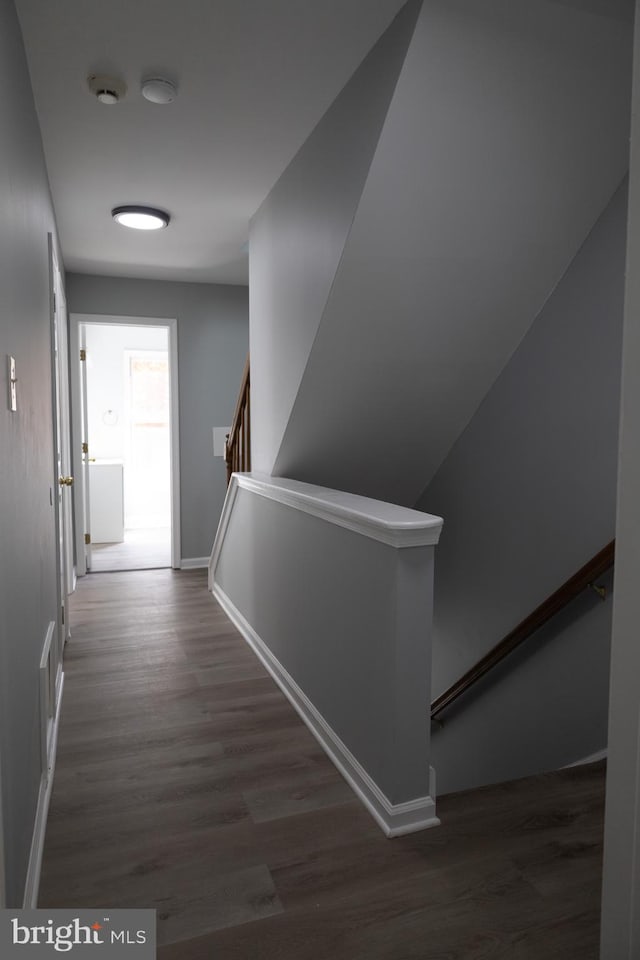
xmin=50 ymin=239 xmax=73 ymax=660
xmin=77 ymin=324 xmax=92 ymax=572
xmin=69 ymin=313 xmax=181 ymax=570
xmin=0 ymin=752 xmax=5 ymax=908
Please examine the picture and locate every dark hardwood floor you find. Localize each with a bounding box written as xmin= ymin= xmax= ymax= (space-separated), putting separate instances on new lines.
xmin=39 ymin=568 xmax=606 ymax=958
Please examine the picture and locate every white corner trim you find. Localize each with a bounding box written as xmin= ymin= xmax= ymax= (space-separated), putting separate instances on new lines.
xmin=23 ymin=672 xmax=65 ymax=908
xmin=209 ymin=477 xmax=240 ymax=589
xmin=180 ymin=557 xmax=210 ymax=570
xmin=212 ymin=582 xmax=439 ymax=838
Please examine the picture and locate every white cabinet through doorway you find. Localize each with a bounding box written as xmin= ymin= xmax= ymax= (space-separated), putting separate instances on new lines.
xmin=89 ymin=461 xmax=124 ymax=543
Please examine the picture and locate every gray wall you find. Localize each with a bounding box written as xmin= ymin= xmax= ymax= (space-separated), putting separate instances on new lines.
xmin=601 ymin=5 xmax=640 ymax=953
xmin=66 ymin=274 xmax=249 ymax=560
xmin=0 ymin=0 xmax=60 ymax=905
xmin=249 ymin=0 xmax=420 ymax=475
xmin=417 ymin=182 xmax=627 ymax=794
xmin=270 ymin=0 xmax=631 ymax=507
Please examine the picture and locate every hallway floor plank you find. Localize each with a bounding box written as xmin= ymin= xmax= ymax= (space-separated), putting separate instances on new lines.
xmin=89 ymin=526 xmax=171 ymax=572
xmin=39 ymin=569 xmax=605 ymax=957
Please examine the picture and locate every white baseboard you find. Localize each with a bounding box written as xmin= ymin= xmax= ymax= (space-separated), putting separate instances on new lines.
xmin=23 ymin=672 xmax=65 ymax=908
xmin=211 ymin=582 xmax=439 ymax=838
xmin=181 ymin=557 xmax=210 ymax=570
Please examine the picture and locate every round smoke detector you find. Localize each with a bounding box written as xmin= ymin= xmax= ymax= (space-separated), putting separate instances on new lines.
xmin=141 ymin=78 xmax=177 ymax=104
xmin=87 ymin=74 xmax=127 ymax=104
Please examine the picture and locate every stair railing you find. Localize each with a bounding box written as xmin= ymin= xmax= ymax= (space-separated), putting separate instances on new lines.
xmin=224 ymin=355 xmax=251 ymax=485
xmin=431 ymin=540 xmax=615 ymax=722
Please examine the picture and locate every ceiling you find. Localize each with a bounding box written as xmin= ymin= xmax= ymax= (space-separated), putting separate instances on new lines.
xmin=15 ymin=0 xmax=406 ymax=285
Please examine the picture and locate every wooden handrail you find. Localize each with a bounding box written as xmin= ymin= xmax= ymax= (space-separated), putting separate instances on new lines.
xmin=431 ymin=540 xmax=616 ymax=722
xmin=224 ymin=355 xmax=251 ymax=485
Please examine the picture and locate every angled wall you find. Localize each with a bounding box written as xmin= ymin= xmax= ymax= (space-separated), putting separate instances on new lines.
xmin=0 ymin=0 xmax=60 ymax=905
xmin=249 ymin=0 xmax=422 ymax=475
xmin=601 ymin=5 xmax=640 ymax=953
xmin=263 ymin=0 xmax=632 ymax=506
xmin=419 ymin=181 xmax=627 ymax=794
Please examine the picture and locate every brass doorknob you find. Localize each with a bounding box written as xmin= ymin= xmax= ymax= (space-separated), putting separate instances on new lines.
xmin=58 ymin=476 xmax=74 ymax=486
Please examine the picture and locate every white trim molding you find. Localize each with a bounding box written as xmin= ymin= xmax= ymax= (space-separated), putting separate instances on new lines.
xmin=38 ymin=621 xmax=56 ymax=777
xmin=238 ymin=473 xmax=442 ymax=546
xmin=0 ymin=730 xmax=5 ymax=908
xmin=213 ymin=582 xmax=439 ymax=837
xmin=69 ymin=313 xmax=181 ymax=572
xmin=209 ymin=473 xmax=443 ymax=588
xmin=180 ymin=557 xmax=210 ymax=570
xmin=23 ymin=672 xmax=65 ymax=908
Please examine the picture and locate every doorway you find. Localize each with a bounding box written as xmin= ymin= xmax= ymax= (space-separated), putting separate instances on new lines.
xmin=70 ymin=314 xmax=181 ymax=573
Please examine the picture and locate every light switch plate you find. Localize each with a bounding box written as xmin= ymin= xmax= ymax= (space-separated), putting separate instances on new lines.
xmin=213 ymin=426 xmax=231 ymax=457
xmin=7 ymin=356 xmax=16 ymax=412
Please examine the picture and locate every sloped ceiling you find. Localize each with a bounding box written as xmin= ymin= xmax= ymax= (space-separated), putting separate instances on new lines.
xmin=256 ymin=0 xmax=633 ymax=504
xmin=249 ymin=0 xmax=422 ymax=477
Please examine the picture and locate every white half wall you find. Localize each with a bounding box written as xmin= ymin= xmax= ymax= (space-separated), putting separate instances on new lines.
xmin=209 ymin=473 xmax=443 ymax=835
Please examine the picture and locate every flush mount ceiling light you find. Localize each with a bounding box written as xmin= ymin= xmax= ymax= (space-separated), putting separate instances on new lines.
xmin=141 ymin=77 xmax=178 ymax=104
xmin=112 ymin=205 xmax=170 ymax=230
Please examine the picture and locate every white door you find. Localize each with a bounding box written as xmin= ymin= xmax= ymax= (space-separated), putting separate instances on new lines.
xmin=69 ymin=322 xmax=93 ymax=574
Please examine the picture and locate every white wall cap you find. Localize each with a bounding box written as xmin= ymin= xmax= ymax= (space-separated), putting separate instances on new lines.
xmin=234 ymin=472 xmax=443 ymax=548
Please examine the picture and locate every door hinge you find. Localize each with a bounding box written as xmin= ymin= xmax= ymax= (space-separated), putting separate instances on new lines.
xmin=80 ymin=349 xmax=86 ymax=361
xmin=82 ymin=441 xmax=89 ymax=455
xmin=61 ymin=605 xmax=65 ymax=625
xmin=85 ymin=533 xmax=91 ymax=545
